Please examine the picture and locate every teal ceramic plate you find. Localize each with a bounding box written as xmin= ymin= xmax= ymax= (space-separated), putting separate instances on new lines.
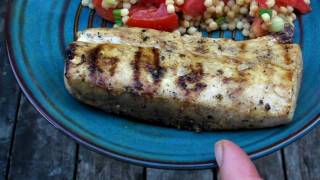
xmin=6 ymin=0 xmax=320 ymax=169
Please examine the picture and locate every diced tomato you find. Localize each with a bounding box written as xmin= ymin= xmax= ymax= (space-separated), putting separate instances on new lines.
xmin=252 ymin=18 xmax=268 ymax=37
xmin=294 ymin=0 xmax=311 ymax=13
xmin=256 ymin=0 xmax=269 ymax=8
xmin=127 ymin=4 xmax=179 ymax=32
xmin=276 ymin=0 xmax=288 ymax=6
xmin=92 ymin=0 xmax=165 ymax=22
xmin=276 ymin=0 xmax=311 ymax=13
xmin=257 ymin=0 xmax=311 ymax=13
xmin=182 ymin=0 xmax=206 ymax=17
xmin=93 ymin=0 xmax=115 ymax=22
xmin=129 ymin=3 xmax=157 ymax=16
xmin=140 ymin=0 xmax=166 ymax=6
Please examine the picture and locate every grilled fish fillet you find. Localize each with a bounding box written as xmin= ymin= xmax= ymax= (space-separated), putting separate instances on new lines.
xmin=65 ymin=27 xmax=302 ymax=131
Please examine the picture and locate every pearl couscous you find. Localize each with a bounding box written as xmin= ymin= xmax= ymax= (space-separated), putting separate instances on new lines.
xmin=82 ymin=0 xmax=311 ymax=41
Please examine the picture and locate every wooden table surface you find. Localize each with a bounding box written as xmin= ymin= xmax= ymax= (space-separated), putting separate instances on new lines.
xmin=0 ymin=1 xmax=319 ymax=179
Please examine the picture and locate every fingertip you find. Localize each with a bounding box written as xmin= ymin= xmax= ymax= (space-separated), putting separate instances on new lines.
xmin=214 ymin=140 xmax=261 ymax=180
xmin=214 ymin=140 xmax=224 ymax=167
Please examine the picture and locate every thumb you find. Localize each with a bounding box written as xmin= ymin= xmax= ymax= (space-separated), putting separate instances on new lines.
xmin=214 ymin=140 xmax=261 ymax=180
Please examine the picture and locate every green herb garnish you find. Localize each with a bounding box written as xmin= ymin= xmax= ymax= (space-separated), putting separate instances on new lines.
xmin=113 ymin=9 xmax=122 ymax=17
xmin=259 ymin=9 xmax=272 ymax=17
xmin=215 ymin=17 xmax=226 ymax=26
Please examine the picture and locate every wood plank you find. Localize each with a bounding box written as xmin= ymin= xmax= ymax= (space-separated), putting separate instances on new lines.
xmin=254 ymin=151 xmax=285 ymax=180
xmin=147 ymin=169 xmax=214 ymax=180
xmin=7 ymin=96 xmax=77 ymax=180
xmin=0 ymin=0 xmax=21 ymax=178
xmin=76 ymin=146 xmax=144 ymax=180
xmin=283 ymin=126 xmax=320 ymax=180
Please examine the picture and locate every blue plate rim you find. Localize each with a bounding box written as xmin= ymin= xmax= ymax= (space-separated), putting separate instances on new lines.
xmin=5 ymin=1 xmax=320 ymax=170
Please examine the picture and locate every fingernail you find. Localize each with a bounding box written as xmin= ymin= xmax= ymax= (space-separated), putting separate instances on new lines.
xmin=215 ymin=141 xmax=224 ymax=167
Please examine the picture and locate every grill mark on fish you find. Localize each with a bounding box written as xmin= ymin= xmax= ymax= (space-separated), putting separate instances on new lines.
xmin=194 ymin=83 xmax=207 ymax=92
xmin=229 ymin=57 xmax=243 ymax=64
xmin=80 ymin=54 xmax=86 ymax=64
xmin=132 ymin=47 xmax=143 ymax=90
xmin=222 ymin=77 xmax=234 ymax=83
xmin=285 ymin=71 xmax=293 ymax=81
xmin=284 ymin=45 xmax=292 ymax=65
xmin=195 ymin=40 xmax=209 ymax=54
xmin=98 ymin=57 xmax=119 ymax=76
xmin=146 ymin=48 xmax=164 ymax=84
xmin=108 ymin=57 xmax=119 ymax=76
xmin=95 ymin=74 xmax=107 ymax=88
xmin=223 ymin=76 xmax=246 ymax=83
xmin=239 ymin=42 xmax=247 ymax=51
xmin=177 ymin=63 xmax=207 ymax=95
xmin=228 ymin=87 xmax=243 ymax=99
xmin=284 ymin=52 xmax=291 ymax=65
xmin=141 ymin=48 xmax=166 ymax=98
xmin=87 ymin=45 xmax=106 ymax=88
xmin=87 ymin=45 xmax=102 ymax=73
xmin=256 ymin=49 xmax=272 ymax=61
xmin=224 ymin=71 xmax=247 ymax=96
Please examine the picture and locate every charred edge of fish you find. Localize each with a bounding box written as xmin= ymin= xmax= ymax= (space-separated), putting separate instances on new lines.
xmin=64 ymin=63 xmax=70 ymax=79
xmin=65 ymin=43 xmax=77 ymax=61
xmin=64 ymin=43 xmax=78 ymax=78
xmin=132 ymin=47 xmax=143 ymax=91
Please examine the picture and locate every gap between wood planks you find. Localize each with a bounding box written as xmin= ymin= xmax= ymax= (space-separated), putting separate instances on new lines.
xmin=5 ymin=93 xmax=21 ymax=180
